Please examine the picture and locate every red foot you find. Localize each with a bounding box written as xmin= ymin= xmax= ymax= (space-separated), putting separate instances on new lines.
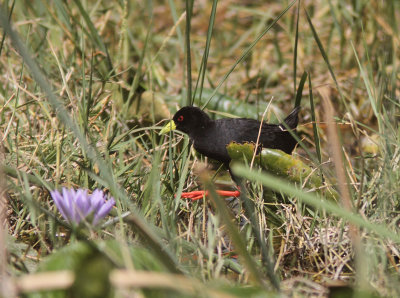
xmin=179 ymin=190 xmax=241 ymax=201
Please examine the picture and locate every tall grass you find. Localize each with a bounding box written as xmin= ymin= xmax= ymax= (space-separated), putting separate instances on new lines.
xmin=1 ymin=0 xmax=399 ymax=296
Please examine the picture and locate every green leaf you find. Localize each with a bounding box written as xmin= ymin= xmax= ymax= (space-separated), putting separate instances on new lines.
xmin=232 ymin=164 xmax=400 ymax=244
xmin=227 ymin=142 xmax=337 ymax=200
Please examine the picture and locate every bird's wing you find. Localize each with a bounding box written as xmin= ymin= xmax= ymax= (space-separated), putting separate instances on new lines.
xmin=216 ymin=118 xmax=297 ymax=154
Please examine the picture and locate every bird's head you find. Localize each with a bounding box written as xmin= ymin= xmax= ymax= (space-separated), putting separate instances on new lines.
xmin=159 ymin=106 xmax=211 ymax=136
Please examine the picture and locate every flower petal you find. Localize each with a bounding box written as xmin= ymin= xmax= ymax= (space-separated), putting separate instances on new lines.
xmin=75 ymin=189 xmax=90 ymax=217
xmin=50 ymin=190 xmax=70 ymax=222
xmin=51 ymin=188 xmax=115 ymax=226
xmin=90 ymin=189 xmax=104 ymax=212
xmin=92 ymin=197 xmax=115 ymax=225
xmin=62 ymin=188 xmax=76 ymax=223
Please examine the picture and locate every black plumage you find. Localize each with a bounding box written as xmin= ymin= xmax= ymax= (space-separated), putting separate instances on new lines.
xmin=160 ymin=106 xmax=300 ymax=199
xmin=170 ymin=106 xmax=300 ymax=165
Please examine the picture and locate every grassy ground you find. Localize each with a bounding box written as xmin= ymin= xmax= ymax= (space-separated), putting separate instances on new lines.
xmin=1 ymin=0 xmax=400 ymax=297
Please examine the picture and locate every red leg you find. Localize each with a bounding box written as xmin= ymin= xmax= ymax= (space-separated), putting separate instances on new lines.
xmin=179 ymin=189 xmax=240 ymax=201
xmin=216 ymin=190 xmax=241 ymax=197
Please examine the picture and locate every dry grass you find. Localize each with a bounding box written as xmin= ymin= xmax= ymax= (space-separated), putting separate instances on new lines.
xmin=1 ymin=0 xmax=400 ymax=297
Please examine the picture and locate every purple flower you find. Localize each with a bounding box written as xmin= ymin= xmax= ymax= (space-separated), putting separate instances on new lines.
xmin=50 ymin=188 xmax=115 ymax=225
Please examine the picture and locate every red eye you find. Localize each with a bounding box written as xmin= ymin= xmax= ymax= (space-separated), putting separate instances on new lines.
xmin=177 ymin=115 xmax=184 ymax=122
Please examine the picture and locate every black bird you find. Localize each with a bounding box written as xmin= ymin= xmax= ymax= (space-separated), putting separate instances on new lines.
xmin=160 ymin=106 xmax=300 ymax=199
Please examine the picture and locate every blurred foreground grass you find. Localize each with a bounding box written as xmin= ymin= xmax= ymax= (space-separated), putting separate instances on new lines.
xmin=1 ymin=0 xmax=399 ymax=297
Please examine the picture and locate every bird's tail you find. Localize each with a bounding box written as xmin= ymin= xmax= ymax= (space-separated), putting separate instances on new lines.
xmin=282 ymin=106 xmax=300 ymax=129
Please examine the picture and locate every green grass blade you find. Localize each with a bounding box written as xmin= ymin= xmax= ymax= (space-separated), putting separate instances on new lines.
xmin=304 ymin=8 xmax=348 ymax=110
xmin=350 ymin=41 xmax=381 ymax=132
xmin=201 ymin=0 xmax=297 ymax=109
xmin=308 ymin=73 xmax=322 ymax=164
xmin=293 ymin=0 xmax=300 ymax=94
xmin=125 ymin=214 xmax=183 ymax=274
xmin=193 ymin=0 xmax=218 ymax=107
xmin=0 ymin=0 xmax=15 ymax=56
xmin=72 ymin=0 xmax=114 ymax=73
xmin=167 ymin=0 xmax=184 ymax=52
xmin=238 ymin=183 xmax=280 ymax=290
xmin=295 ymin=71 xmax=307 ymax=108
xmin=185 ymin=0 xmax=194 ymax=106
xmin=232 ymin=164 xmax=400 ymax=243
xmin=203 ymin=178 xmax=272 ymax=290
xmin=126 ymin=18 xmax=152 ymax=115
xmin=0 ymin=8 xmax=182 ymax=273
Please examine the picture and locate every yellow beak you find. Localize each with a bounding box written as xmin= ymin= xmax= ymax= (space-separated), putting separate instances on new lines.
xmin=159 ymin=120 xmax=176 ymax=135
